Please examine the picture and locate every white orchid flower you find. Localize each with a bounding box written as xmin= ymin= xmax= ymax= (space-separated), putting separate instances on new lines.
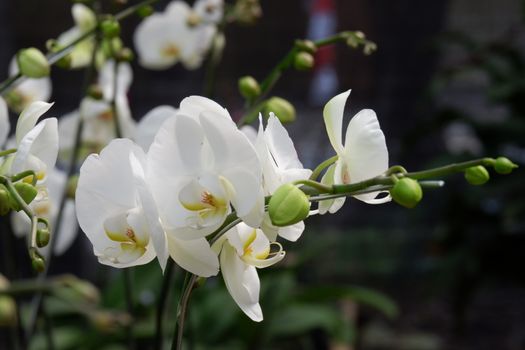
xmin=320 ymin=90 xmax=390 ymax=214
xmin=134 ymin=1 xmax=217 ymax=70
xmin=7 ymin=102 xmax=58 ymax=185
xmin=58 ymin=61 xmax=135 ymax=161
xmin=77 ymin=138 xmax=218 ymax=275
xmin=148 ymin=96 xmax=264 ymax=241
xmin=12 ymin=167 xmax=77 ymax=255
xmin=134 ymin=105 xmax=177 ymax=152
xmin=76 ymin=139 xmax=163 ymax=269
xmin=0 ymin=97 xmax=9 ymax=147
xmin=4 ymin=57 xmax=52 ymax=113
xmin=56 ymin=3 xmax=98 ymax=69
xmin=249 ymin=114 xmax=312 ymax=242
xmin=213 ymin=222 xmax=285 ymax=322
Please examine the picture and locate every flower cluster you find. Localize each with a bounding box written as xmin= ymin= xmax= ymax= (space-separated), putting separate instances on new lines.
xmin=134 ymin=0 xmax=223 ymax=70
xmin=76 ymin=90 xmax=389 ymax=321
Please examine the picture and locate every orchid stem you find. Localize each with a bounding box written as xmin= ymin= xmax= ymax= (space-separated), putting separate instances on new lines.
xmin=309 ymin=155 xmax=338 ymax=181
xmin=123 ymin=269 xmax=135 ymax=350
xmin=0 ymin=148 xmax=17 ymax=158
xmin=154 ymin=259 xmax=175 ymax=350
xmin=172 ymin=274 xmax=198 ymax=350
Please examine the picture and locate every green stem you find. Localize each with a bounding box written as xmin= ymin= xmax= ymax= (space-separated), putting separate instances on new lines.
xmin=10 ymin=170 xmax=37 ymax=185
xmin=0 ymin=148 xmax=17 ymax=158
xmin=238 ymin=32 xmax=360 ymax=126
xmin=309 ymin=155 xmax=338 ymax=181
xmin=172 ymin=274 xmax=198 ymax=350
xmin=405 ymin=158 xmax=495 ymax=180
xmin=123 ymin=269 xmax=135 ymax=350
xmin=293 ymin=179 xmax=332 ymax=193
xmin=154 ymin=259 xmax=175 ymax=350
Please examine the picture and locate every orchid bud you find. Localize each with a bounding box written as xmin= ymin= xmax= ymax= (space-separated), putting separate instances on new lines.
xmin=293 ymin=51 xmax=314 ymax=71
xmin=0 ymin=275 xmax=16 ymax=327
xmin=36 ymin=227 xmax=50 ymax=248
xmin=263 ymin=97 xmax=296 ymax=123
xmin=268 ymin=184 xmax=310 ymax=227
xmin=493 ymin=157 xmax=518 ymax=175
xmin=137 ymin=5 xmax=154 ymax=18
xmin=30 ymin=248 xmax=45 ymax=273
xmin=295 ymin=39 xmax=317 ymax=54
xmin=14 ymin=182 xmax=38 ymax=206
xmin=465 ymin=165 xmax=490 ymax=185
xmin=390 ymin=178 xmax=423 ymax=208
xmin=17 ymin=48 xmax=50 ymax=78
xmin=238 ymin=76 xmax=261 ymax=100
xmin=101 ymin=18 xmax=120 ymax=38
xmin=0 ymin=185 xmax=11 ymax=216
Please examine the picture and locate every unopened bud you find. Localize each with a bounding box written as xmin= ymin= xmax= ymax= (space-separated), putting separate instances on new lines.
xmin=36 ymin=227 xmax=50 ymax=248
xmin=137 ymin=5 xmax=154 ymax=18
xmin=14 ymin=182 xmax=38 ymax=206
xmin=116 ymin=47 xmax=134 ymax=62
xmin=17 ymin=48 xmax=50 ymax=78
xmin=295 ymin=39 xmax=317 ymax=54
xmin=263 ymin=97 xmax=296 ymax=123
xmin=100 ymin=18 xmax=121 ymax=38
xmin=0 ymin=185 xmax=11 ymax=216
xmin=363 ymin=42 xmax=377 ymax=55
xmin=293 ymin=51 xmax=314 ymax=71
xmin=30 ymin=248 xmax=45 ymax=273
xmin=238 ymin=76 xmax=260 ymax=100
xmin=268 ymin=184 xmax=310 ymax=227
xmin=493 ymin=157 xmax=518 ymax=175
xmin=465 ymin=165 xmax=490 ymax=185
xmin=390 ymin=178 xmax=423 ymax=208
xmin=0 ymin=275 xmax=16 ymax=327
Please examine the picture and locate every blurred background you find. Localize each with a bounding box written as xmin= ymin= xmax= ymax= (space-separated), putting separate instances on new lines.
xmin=1 ymin=0 xmax=525 ymax=349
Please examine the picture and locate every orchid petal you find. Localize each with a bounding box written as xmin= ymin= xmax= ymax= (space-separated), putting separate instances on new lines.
xmin=167 ymin=235 xmax=219 ymax=277
xmin=15 ymin=101 xmax=54 ymax=144
xmin=135 ymin=106 xmax=177 ymax=151
xmin=0 ymin=97 xmax=9 ymax=146
xmin=323 ymin=90 xmax=350 ymax=155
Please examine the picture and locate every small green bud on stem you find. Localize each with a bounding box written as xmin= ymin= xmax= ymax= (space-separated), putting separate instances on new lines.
xmin=268 ymin=184 xmax=310 ymax=227
xmin=0 ymin=185 xmax=11 ymax=216
xmin=36 ymin=227 xmax=50 ymax=248
xmin=390 ymin=178 xmax=423 ymax=208
xmin=464 ymin=165 xmax=490 ymax=185
xmin=493 ymin=157 xmax=518 ymax=174
xmin=263 ymin=97 xmax=296 ymax=123
xmin=100 ymin=18 xmax=121 ymax=39
xmin=238 ymin=76 xmax=261 ymax=100
xmin=17 ymin=48 xmax=50 ymax=78
xmin=137 ymin=5 xmax=154 ymax=18
xmin=29 ymin=248 xmax=45 ymax=273
xmin=295 ymin=39 xmax=317 ymax=54
xmin=293 ymin=51 xmax=315 ymax=71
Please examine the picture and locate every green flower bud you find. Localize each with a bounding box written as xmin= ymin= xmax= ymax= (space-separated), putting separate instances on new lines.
xmin=36 ymin=227 xmax=50 ymax=248
xmin=116 ymin=47 xmax=134 ymax=62
xmin=295 ymin=39 xmax=317 ymax=54
xmin=263 ymin=97 xmax=296 ymax=123
xmin=0 ymin=185 xmax=12 ymax=216
xmin=464 ymin=165 xmax=490 ymax=185
xmin=14 ymin=182 xmax=38 ymax=205
xmin=363 ymin=42 xmax=377 ymax=55
xmin=293 ymin=51 xmax=314 ymax=71
xmin=137 ymin=5 xmax=154 ymax=18
xmin=0 ymin=275 xmax=16 ymax=327
xmin=493 ymin=157 xmax=518 ymax=175
xmin=390 ymin=178 xmax=423 ymax=208
xmin=17 ymin=48 xmax=50 ymax=78
xmin=101 ymin=18 xmax=121 ymax=38
xmin=268 ymin=184 xmax=310 ymax=227
xmin=30 ymin=248 xmax=45 ymax=273
xmin=238 ymin=76 xmax=261 ymax=100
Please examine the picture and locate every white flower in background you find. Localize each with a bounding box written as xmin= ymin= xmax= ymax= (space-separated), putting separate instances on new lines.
xmin=134 ymin=105 xmax=177 ymax=151
xmin=213 ymin=222 xmax=285 ymax=322
xmin=148 ymin=96 xmax=264 ymax=241
xmin=58 ymin=60 xmax=135 ymax=160
xmin=56 ymin=3 xmax=98 ymax=69
xmin=76 ymin=139 xmax=162 ymax=269
xmin=134 ymin=1 xmax=218 ymax=70
xmin=4 ymin=57 xmax=52 ymax=113
xmin=251 ymin=114 xmax=312 ymax=242
xmin=320 ymin=90 xmax=390 ymax=214
xmin=12 ymin=167 xmax=77 ymax=256
xmin=0 ymin=97 xmax=9 ymax=147
xmin=193 ymin=0 xmax=224 ymax=24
